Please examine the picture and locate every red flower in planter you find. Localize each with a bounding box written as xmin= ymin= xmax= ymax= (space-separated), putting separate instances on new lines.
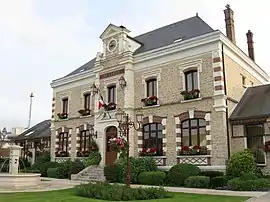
xmin=193 ymin=145 xmax=201 ymax=150
xmin=182 ymin=146 xmax=189 ymax=151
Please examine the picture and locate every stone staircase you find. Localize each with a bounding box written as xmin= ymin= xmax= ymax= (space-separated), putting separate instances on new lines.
xmin=71 ymin=165 xmax=106 ymax=182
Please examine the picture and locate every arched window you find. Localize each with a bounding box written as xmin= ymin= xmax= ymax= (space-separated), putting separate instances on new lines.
xmin=181 ymin=119 xmax=206 ymax=147
xmin=143 ymin=123 xmax=163 ymax=155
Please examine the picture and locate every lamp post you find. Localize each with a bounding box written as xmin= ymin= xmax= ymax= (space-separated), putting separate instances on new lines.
xmin=115 ymin=108 xmax=143 ymax=186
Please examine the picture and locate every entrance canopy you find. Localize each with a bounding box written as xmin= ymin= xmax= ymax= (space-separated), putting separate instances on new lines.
xmin=230 ymin=84 xmax=270 ymax=125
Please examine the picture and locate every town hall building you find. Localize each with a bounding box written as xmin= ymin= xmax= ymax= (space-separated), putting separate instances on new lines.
xmin=50 ymin=5 xmax=270 ymax=170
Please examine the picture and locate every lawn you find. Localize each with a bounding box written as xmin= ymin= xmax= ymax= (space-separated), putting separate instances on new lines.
xmin=0 ymin=189 xmax=249 ymax=202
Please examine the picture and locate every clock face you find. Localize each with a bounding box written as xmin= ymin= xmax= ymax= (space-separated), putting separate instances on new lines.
xmin=108 ymin=39 xmax=117 ymax=51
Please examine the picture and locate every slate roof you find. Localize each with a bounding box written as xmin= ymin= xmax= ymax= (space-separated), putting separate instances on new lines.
xmin=230 ymin=84 xmax=270 ymax=121
xmin=64 ymin=16 xmax=214 ymax=78
xmin=15 ymin=120 xmax=51 ymax=141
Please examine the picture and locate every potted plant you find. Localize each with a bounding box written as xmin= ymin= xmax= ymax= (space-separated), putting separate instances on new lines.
xmin=141 ymin=96 xmax=159 ymax=106
xmin=108 ymin=137 xmax=128 ymax=153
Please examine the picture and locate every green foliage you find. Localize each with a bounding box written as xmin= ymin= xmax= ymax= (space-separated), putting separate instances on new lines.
xmin=47 ymin=168 xmax=58 ymax=178
xmin=167 ymin=164 xmax=200 ymax=186
xmin=74 ymin=182 xmax=171 ymax=201
xmin=239 ymin=173 xmax=258 ymax=181
xmin=36 ymin=151 xmax=51 ymax=164
xmin=210 ymin=176 xmax=228 ymax=188
xmin=184 ymin=176 xmax=210 ymax=188
xmin=116 ymin=157 xmax=157 ymax=184
xmin=226 ymin=149 xmax=257 ymax=179
xmin=68 ymin=159 xmax=85 ymax=179
xmin=138 ymin=171 xmax=166 ymax=186
xmin=84 ymin=151 xmax=102 ymax=167
xmin=200 ymin=171 xmax=224 ymax=178
xmin=104 ymin=164 xmax=120 ymax=183
xmin=228 ymin=178 xmax=270 ymax=191
xmin=39 ymin=161 xmax=60 ymax=177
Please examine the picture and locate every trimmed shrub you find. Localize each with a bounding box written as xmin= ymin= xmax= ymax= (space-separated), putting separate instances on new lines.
xmin=74 ymin=182 xmax=171 ymax=201
xmin=226 ymin=149 xmax=256 ymax=179
xmin=185 ymin=176 xmax=210 ymax=188
xmin=47 ymin=167 xmax=58 ymax=178
xmin=117 ymin=157 xmax=157 ymax=184
xmin=167 ymin=164 xmax=200 ymax=186
xmin=211 ymin=176 xmax=228 ymax=188
xmin=228 ymin=178 xmax=270 ymax=191
xmin=84 ymin=151 xmax=102 ymax=167
xmin=104 ymin=164 xmax=119 ymax=183
xmin=138 ymin=171 xmax=166 ymax=186
xmin=200 ymin=171 xmax=224 ymax=178
xmin=239 ymin=173 xmax=258 ymax=181
xmin=39 ymin=161 xmax=60 ymax=177
xmin=68 ymin=159 xmax=85 ymax=179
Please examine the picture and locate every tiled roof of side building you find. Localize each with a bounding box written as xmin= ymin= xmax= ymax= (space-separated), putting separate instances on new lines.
xmin=15 ymin=120 xmax=51 ymax=141
xmin=230 ymin=84 xmax=270 ymax=121
xmin=63 ymin=16 xmax=214 ymax=78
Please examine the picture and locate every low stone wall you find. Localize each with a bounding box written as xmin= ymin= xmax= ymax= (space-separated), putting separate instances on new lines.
xmin=157 ymin=165 xmax=226 ymax=172
xmin=71 ymin=165 xmax=106 ymax=182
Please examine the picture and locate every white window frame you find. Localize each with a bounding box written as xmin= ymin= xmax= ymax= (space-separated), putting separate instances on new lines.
xmin=141 ymin=69 xmax=161 ymax=99
xmin=178 ymin=59 xmax=202 ymax=92
xmin=103 ymin=77 xmax=118 ymax=104
xmin=59 ymin=91 xmax=71 ymax=114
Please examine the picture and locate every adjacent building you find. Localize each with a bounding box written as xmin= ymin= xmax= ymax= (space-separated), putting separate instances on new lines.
xmin=50 ymin=5 xmax=270 ymax=169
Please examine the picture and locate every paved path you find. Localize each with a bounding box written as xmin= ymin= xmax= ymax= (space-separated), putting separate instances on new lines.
xmin=0 ymin=177 xmax=268 ymax=202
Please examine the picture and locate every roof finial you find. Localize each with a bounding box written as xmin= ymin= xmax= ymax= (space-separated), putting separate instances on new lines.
xmin=196 ymin=12 xmax=199 ymax=17
xmin=225 ymin=4 xmax=230 ymax=9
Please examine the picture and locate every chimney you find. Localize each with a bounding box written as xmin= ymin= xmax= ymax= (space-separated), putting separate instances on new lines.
xmin=224 ymin=4 xmax=236 ymax=43
xmin=246 ymin=30 xmax=255 ymax=61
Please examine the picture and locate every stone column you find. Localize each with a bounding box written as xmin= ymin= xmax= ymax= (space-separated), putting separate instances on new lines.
xmin=9 ymin=145 xmax=22 ymax=175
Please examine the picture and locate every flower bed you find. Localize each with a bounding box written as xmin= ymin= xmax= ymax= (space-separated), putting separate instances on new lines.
xmin=141 ymin=96 xmax=158 ymax=106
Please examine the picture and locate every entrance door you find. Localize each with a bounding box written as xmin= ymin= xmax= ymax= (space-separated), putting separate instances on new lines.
xmin=246 ymin=124 xmax=266 ymax=165
xmin=105 ymin=126 xmax=117 ymax=165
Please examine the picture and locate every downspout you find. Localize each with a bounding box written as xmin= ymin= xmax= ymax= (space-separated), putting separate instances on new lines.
xmin=221 ymin=44 xmax=231 ymax=158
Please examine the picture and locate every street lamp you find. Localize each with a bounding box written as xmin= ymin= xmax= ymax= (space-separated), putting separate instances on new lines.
xmin=115 ymin=108 xmax=143 ymax=186
xmin=0 ymin=127 xmax=7 ymax=141
xmin=90 ymin=84 xmax=99 ymax=95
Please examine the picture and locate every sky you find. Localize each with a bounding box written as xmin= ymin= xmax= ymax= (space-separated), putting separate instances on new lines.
xmin=0 ymin=0 xmax=269 ymax=131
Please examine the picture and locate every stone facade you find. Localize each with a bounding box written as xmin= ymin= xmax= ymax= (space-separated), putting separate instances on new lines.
xmin=50 ymin=22 xmax=270 ymax=169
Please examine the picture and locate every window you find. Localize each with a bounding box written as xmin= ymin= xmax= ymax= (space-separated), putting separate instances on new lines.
xmin=107 ymin=85 xmax=116 ymax=103
xmin=146 ymin=79 xmax=157 ymax=97
xmin=142 ymin=123 xmax=163 ymax=156
xmin=62 ymin=98 xmax=68 ymax=114
xmin=185 ymin=70 xmax=198 ymax=91
xmin=84 ymin=93 xmax=91 ymax=109
xmin=79 ymin=130 xmax=91 ymax=151
xmin=58 ymin=132 xmax=69 ymax=152
xmin=181 ymin=119 xmax=206 ymax=147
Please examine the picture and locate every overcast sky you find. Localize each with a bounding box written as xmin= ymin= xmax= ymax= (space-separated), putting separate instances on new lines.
xmin=0 ymin=0 xmax=268 ymax=131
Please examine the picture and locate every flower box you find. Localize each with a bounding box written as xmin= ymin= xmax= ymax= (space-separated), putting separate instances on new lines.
xmin=179 ymin=145 xmax=208 ymax=156
xmin=57 ymin=112 xmax=68 ymax=119
xmin=77 ymin=150 xmax=89 ymax=157
xmin=139 ymin=148 xmax=158 ymax=156
xmin=141 ymin=96 xmax=159 ymax=106
xmin=55 ymin=150 xmax=69 ymax=157
xmin=103 ymin=102 xmax=117 ymax=111
xmin=78 ymin=109 xmax=91 ymax=116
xmin=181 ymin=89 xmax=200 ymax=100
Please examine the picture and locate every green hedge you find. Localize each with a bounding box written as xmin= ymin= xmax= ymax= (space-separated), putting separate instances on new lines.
xmin=228 ymin=178 xmax=270 ymax=191
xmin=211 ymin=176 xmax=228 ymax=188
xmin=47 ymin=168 xmax=58 ymax=178
xmin=84 ymin=152 xmax=102 ymax=167
xmin=116 ymin=157 xmax=157 ymax=184
xmin=166 ymin=164 xmax=200 ymax=186
xmin=74 ymin=182 xmax=171 ymax=201
xmin=104 ymin=164 xmax=119 ymax=183
xmin=138 ymin=171 xmax=166 ymax=185
xmin=184 ymin=176 xmax=210 ymax=188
